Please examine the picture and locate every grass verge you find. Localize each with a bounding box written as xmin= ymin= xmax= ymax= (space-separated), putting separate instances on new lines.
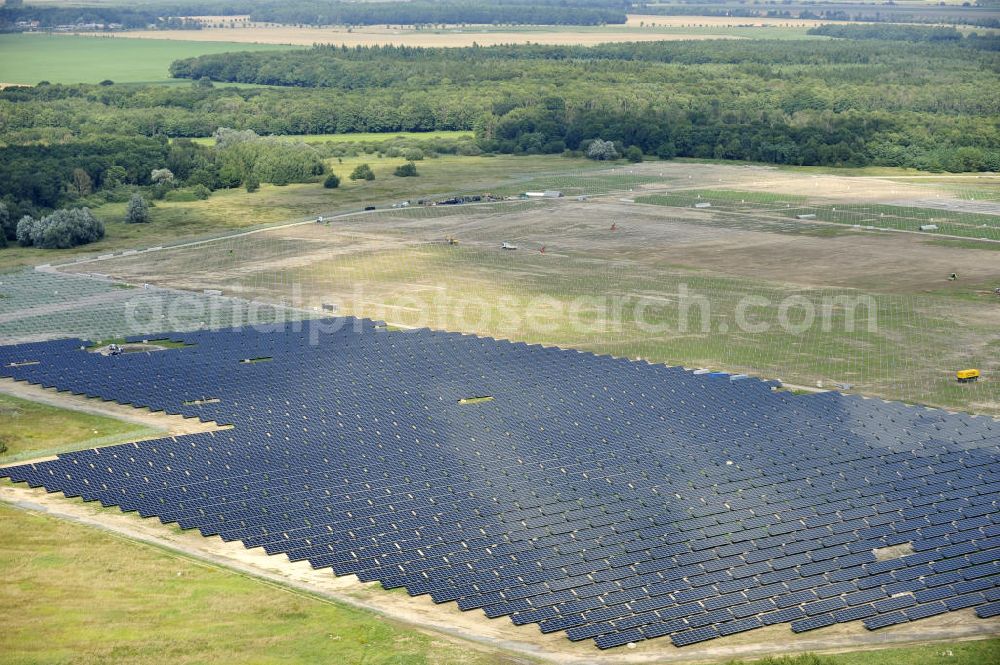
xmin=0 ymin=392 xmax=160 ymax=463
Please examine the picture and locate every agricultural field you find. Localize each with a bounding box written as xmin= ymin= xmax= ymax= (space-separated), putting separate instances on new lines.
xmin=0 ymin=34 xmax=293 ymax=85
xmin=65 ymin=161 xmax=1000 ymax=415
xmin=76 ymin=16 xmax=823 ymax=48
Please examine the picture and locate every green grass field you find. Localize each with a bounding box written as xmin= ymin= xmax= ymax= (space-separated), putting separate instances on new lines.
xmin=739 ymin=644 xmax=1000 ymax=665
xmin=0 ymin=392 xmax=160 ymax=463
xmin=0 ymin=502 xmax=524 ymax=665
xmin=0 ymin=34 xmax=292 ymax=85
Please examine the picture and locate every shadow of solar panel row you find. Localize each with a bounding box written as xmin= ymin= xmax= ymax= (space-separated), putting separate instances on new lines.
xmin=1 ymin=321 xmax=998 ymax=650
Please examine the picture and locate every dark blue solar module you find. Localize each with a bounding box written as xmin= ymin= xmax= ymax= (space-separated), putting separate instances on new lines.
xmin=1 ymin=320 xmax=998 ymax=650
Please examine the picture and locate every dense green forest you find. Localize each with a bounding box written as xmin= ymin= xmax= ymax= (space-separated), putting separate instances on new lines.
xmin=166 ymin=41 xmax=998 ymax=166
xmin=807 ymin=24 xmax=965 ymax=43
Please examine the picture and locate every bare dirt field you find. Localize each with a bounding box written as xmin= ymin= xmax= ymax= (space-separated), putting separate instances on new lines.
xmin=2 ymin=481 xmax=997 ymax=664
xmin=85 ymin=25 xmax=739 ymax=47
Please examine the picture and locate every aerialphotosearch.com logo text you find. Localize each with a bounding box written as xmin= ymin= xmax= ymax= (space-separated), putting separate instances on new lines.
xmin=123 ymin=283 xmax=879 ymax=342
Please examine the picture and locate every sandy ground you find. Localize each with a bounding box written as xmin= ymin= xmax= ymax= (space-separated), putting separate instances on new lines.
xmin=2 ymin=482 xmax=997 ymax=664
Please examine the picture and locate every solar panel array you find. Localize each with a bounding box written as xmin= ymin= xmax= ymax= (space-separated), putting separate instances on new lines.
xmin=0 ymin=270 xmax=314 ymax=345
xmin=2 ymin=322 xmax=998 ymax=649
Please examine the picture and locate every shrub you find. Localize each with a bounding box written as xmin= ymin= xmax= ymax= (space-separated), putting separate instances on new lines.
xmin=586 ymin=139 xmax=619 ymax=161
xmin=656 ymin=142 xmax=677 ymax=159
xmin=103 ymin=165 xmax=128 ymax=188
xmin=125 ymin=193 xmax=150 ymax=224
xmin=350 ymin=163 xmax=375 ymax=181
xmin=245 ymin=175 xmax=260 ymax=193
xmin=191 ymin=184 xmax=212 ymax=200
xmin=393 ymin=162 xmax=419 ymax=177
xmin=625 ymin=146 xmax=644 ymax=163
xmin=16 ymin=215 xmax=37 ymax=246
xmin=323 ymin=173 xmax=341 ymax=189
xmin=150 ymin=168 xmax=175 ymax=185
xmin=17 ymin=208 xmax=104 ymax=249
xmin=402 ymin=148 xmax=425 ymax=161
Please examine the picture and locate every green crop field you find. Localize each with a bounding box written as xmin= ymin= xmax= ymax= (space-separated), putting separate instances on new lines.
xmin=0 ymin=392 xmax=160 ymax=463
xmin=0 ymin=34 xmax=292 ymax=85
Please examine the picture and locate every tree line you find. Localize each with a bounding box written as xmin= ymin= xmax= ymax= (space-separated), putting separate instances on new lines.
xmin=248 ymin=1 xmax=627 ymax=27
xmin=631 ymin=1 xmax=1000 ymax=28
xmin=0 ymin=5 xmax=205 ymax=32
xmin=0 ymin=1 xmax=628 ymax=33
xmin=808 ymin=24 xmax=999 ymax=51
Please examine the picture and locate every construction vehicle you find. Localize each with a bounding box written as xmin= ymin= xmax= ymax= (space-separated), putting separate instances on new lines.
xmin=501 ymin=242 xmax=518 ymax=250
xmin=956 ymin=369 xmax=980 ymax=383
